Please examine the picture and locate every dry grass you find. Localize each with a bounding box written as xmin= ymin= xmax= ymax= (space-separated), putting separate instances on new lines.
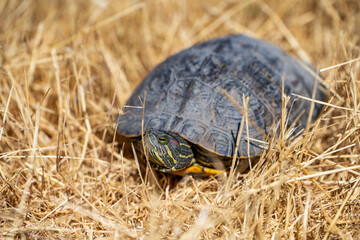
xmin=1 ymin=0 xmax=360 ymax=239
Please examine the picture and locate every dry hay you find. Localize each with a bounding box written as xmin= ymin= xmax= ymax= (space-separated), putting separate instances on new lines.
xmin=0 ymin=0 xmax=360 ymax=239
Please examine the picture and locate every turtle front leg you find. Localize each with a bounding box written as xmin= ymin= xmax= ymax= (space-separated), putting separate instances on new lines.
xmin=171 ymin=164 xmax=228 ymax=176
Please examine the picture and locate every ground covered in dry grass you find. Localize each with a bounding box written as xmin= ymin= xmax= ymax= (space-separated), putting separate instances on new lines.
xmin=1 ymin=0 xmax=359 ymax=239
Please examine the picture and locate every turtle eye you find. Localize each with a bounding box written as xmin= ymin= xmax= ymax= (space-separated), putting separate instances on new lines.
xmin=157 ymin=136 xmax=169 ymax=145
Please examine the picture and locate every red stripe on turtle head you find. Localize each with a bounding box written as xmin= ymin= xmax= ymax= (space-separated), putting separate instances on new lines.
xmin=170 ymin=139 xmax=180 ymax=146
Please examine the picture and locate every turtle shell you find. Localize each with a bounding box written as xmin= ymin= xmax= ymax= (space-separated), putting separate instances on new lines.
xmin=116 ymin=34 xmax=326 ymax=158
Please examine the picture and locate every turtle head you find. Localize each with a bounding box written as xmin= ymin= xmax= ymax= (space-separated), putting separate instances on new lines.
xmin=141 ymin=129 xmax=195 ymax=172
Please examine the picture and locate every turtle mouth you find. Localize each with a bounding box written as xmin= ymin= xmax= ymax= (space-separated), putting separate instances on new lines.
xmin=141 ymin=130 xmax=196 ymax=172
xmin=142 ymin=133 xmax=167 ymax=156
xmin=142 ymin=134 xmax=172 ymax=169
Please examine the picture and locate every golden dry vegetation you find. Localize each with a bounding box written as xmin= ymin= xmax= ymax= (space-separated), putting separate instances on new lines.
xmin=0 ymin=0 xmax=360 ymax=239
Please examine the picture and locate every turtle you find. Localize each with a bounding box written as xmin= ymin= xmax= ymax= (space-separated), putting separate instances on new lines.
xmin=116 ymin=34 xmax=326 ymax=176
